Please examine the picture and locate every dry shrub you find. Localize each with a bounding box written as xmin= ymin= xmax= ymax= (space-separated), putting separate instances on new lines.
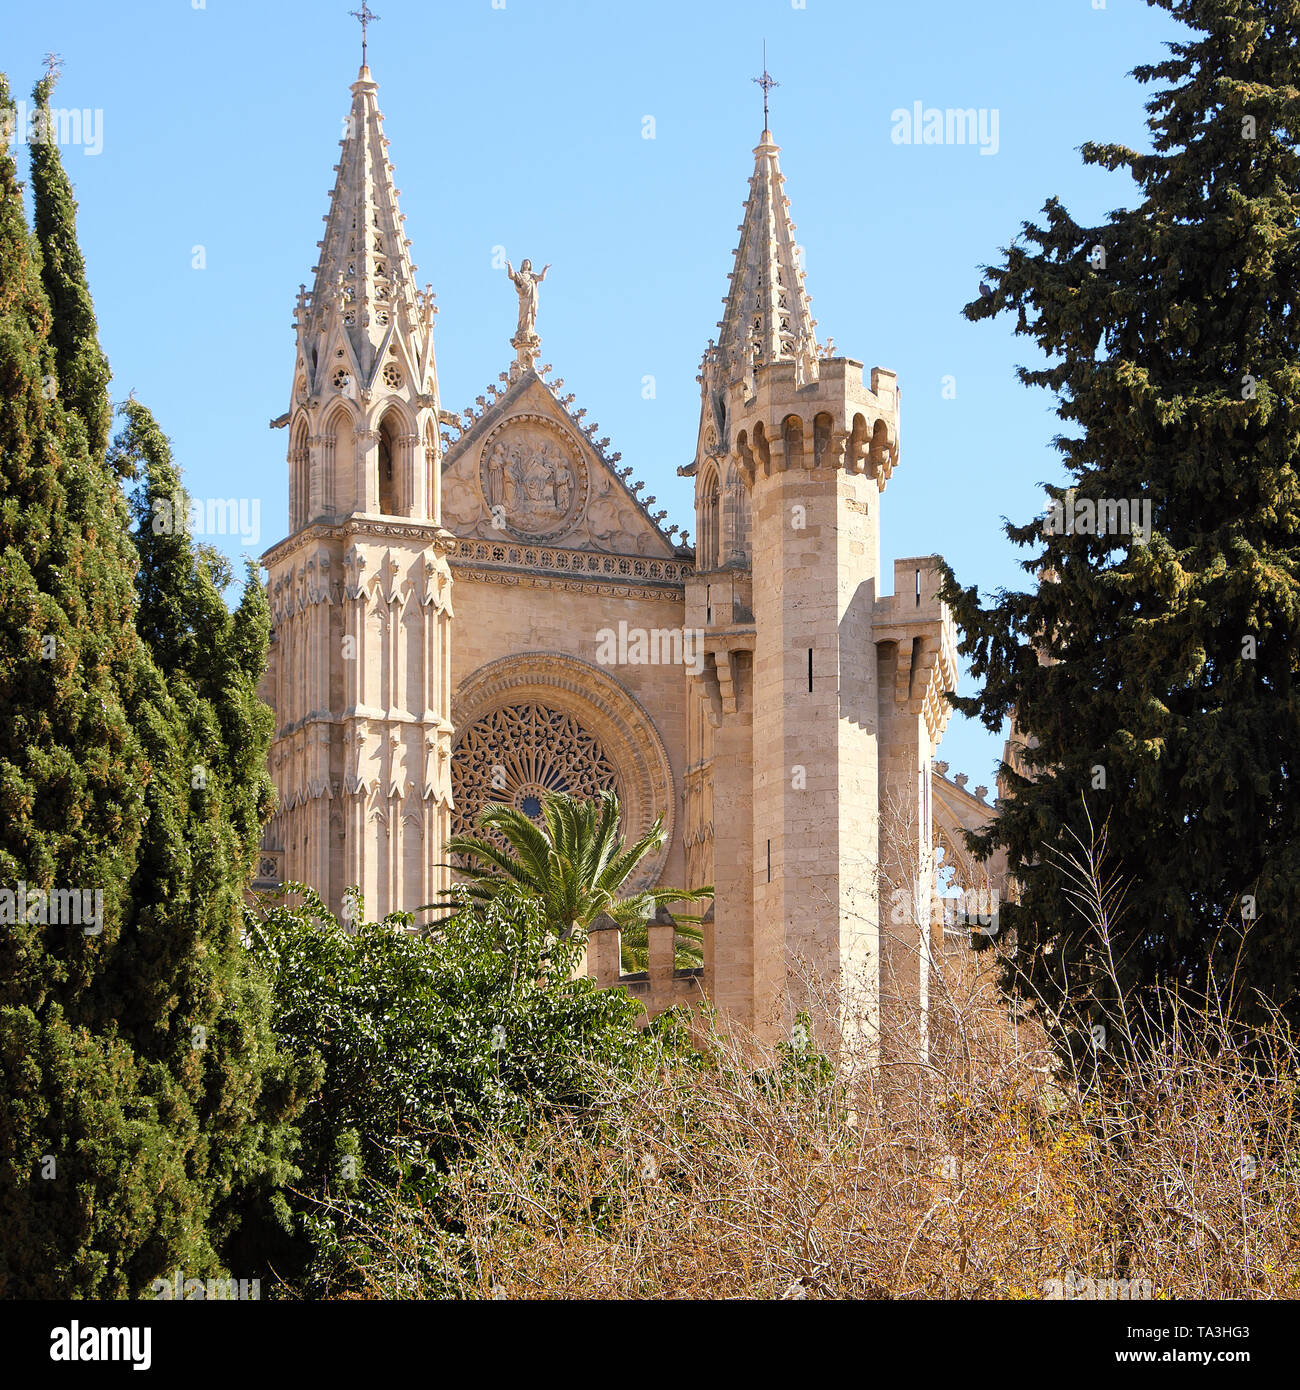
xmin=313 ymin=933 xmax=1300 ymax=1300
xmin=291 ymin=808 xmax=1300 ymax=1299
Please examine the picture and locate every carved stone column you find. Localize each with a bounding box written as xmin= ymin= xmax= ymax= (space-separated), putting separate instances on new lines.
xmin=289 ymin=442 xmax=309 ymax=530
xmin=399 ymin=432 xmax=420 ymax=520
xmin=343 ymin=548 xmax=366 ymax=713
xmin=356 ymin=428 xmax=380 ymax=513
xmin=308 ymin=433 xmax=328 ymax=521
xmin=424 ymin=429 xmax=441 ymax=524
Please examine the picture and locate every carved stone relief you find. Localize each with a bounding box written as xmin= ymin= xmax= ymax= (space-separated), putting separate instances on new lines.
xmin=477 ymin=414 xmax=588 ymax=542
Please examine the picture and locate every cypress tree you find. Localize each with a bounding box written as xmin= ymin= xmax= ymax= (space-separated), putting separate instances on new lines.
xmin=28 ymin=69 xmax=111 ymax=464
xmin=0 ymin=71 xmax=303 ymax=1295
xmin=941 ymin=0 xmax=1300 ymax=1046
xmin=0 ymin=68 xmax=192 ymax=1297
xmin=107 ymin=401 xmax=302 ymax=1278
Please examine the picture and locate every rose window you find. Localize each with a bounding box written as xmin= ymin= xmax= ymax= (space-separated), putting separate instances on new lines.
xmin=450 ymin=702 xmax=621 ymax=841
xmin=332 ymin=367 xmax=351 ymax=390
xmin=382 ymin=363 xmax=403 ymax=388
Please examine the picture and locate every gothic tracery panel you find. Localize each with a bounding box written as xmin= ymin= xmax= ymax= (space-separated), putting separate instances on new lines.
xmin=450 ymin=654 xmax=675 ymax=889
xmin=450 ymin=701 xmax=622 ymax=840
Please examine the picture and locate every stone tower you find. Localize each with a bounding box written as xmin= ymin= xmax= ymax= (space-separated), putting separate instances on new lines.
xmin=682 ymin=123 xmax=956 ymax=1050
xmin=260 ymin=64 xmax=456 ymax=922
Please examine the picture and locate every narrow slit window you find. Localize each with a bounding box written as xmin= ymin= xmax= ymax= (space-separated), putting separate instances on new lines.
xmin=807 ymin=647 xmax=813 ymax=691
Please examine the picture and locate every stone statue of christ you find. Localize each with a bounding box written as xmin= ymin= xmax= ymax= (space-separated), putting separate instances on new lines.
xmin=507 ymin=258 xmax=550 ymax=339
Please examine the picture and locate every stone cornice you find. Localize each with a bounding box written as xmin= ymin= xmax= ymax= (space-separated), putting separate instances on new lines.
xmin=451 ymin=537 xmax=688 ymax=601
xmin=454 ymin=567 xmax=685 ymax=604
xmin=262 ymin=516 xmax=458 ymax=569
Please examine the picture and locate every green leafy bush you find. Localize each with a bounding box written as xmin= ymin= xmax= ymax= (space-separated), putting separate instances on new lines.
xmin=244 ymin=885 xmax=653 ymax=1293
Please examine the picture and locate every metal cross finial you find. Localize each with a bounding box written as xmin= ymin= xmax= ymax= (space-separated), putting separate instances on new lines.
xmin=349 ymin=3 xmax=380 ymax=67
xmin=43 ymin=52 xmax=63 ymax=83
xmin=752 ymin=41 xmax=779 ymax=131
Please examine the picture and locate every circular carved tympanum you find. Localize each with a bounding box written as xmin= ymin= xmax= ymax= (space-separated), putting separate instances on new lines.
xmin=478 ymin=415 xmax=588 ymax=542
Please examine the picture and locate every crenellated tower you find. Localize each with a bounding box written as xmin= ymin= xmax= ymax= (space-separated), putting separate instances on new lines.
xmin=682 ymin=119 xmax=956 ymax=1052
xmin=259 ymin=62 xmax=456 ymax=923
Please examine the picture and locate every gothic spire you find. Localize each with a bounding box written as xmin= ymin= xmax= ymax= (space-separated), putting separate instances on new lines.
xmin=714 ymin=126 xmax=819 ymax=383
xmin=297 ymin=64 xmax=436 ymax=400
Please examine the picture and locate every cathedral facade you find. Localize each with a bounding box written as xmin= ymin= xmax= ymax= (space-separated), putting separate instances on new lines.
xmin=257 ymin=62 xmax=994 ymax=1044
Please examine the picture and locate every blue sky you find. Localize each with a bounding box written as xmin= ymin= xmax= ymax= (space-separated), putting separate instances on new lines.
xmin=6 ymin=0 xmax=1186 ymax=786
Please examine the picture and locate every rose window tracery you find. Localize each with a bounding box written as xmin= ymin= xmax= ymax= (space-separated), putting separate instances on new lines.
xmin=449 ymin=702 xmax=622 ymax=841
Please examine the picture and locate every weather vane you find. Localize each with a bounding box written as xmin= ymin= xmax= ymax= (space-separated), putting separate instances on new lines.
xmin=753 ymin=41 xmax=779 ymax=131
xmin=349 ymin=3 xmax=380 ymax=67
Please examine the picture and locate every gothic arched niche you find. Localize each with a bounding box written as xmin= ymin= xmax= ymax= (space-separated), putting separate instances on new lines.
xmin=724 ymin=461 xmax=751 ymax=565
xmin=931 ymin=775 xmax=997 ymax=896
xmin=289 ymin=415 xmax=310 ymax=531
xmin=934 ymin=825 xmax=977 ymax=894
xmin=449 ymin=653 xmax=675 ymax=889
xmin=323 ymin=400 xmax=355 ymax=515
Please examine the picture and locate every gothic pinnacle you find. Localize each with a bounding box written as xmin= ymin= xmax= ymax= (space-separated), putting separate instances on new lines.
xmin=714 ymin=104 xmax=818 ymax=381
xmin=302 ymin=55 xmax=433 ymax=400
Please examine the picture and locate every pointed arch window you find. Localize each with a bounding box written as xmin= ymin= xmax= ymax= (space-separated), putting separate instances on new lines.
xmin=378 ymin=416 xmax=399 ymax=515
xmin=699 ymin=468 xmax=721 ymax=571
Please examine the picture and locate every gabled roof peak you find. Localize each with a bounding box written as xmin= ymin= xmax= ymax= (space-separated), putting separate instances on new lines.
xmin=439 ymin=363 xmax=688 ymax=552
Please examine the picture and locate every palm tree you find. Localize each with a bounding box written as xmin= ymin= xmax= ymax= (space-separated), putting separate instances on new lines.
xmin=422 ymin=789 xmax=712 ymax=971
